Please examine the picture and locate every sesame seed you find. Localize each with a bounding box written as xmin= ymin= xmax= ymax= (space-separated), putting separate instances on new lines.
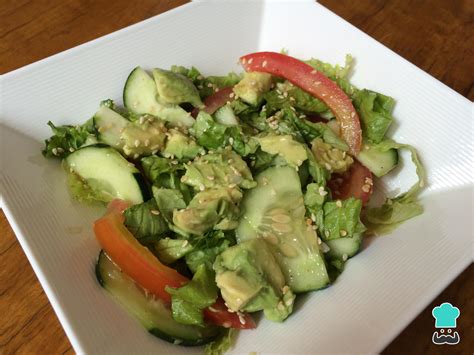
xmin=144 ymin=139 xmax=150 ymax=147
xmin=69 ymin=147 xmax=75 ymax=152
xmin=336 ymin=200 xmax=342 ymax=208
xmin=324 ymin=163 xmax=332 ymax=170
xmin=228 ymin=183 xmax=237 ymax=188
xmin=207 ymin=83 xmax=213 ymax=88
xmin=52 ymin=148 xmax=58 ymax=155
xmin=139 ymin=116 xmax=146 ymax=124
xmin=361 ymin=184 xmax=371 ymax=193
xmin=134 ymin=140 xmax=140 ymax=147
xmin=242 ymin=58 xmax=246 ymax=65
xmin=289 ymin=96 xmax=295 ymax=102
xmin=311 ymin=69 xmax=317 ymax=74
xmin=207 ymin=175 xmax=215 ymax=181
xmin=152 ymin=149 xmax=158 ymax=154
xmin=248 ymin=58 xmax=253 ymax=64
xmin=229 ymin=137 xmax=234 ymax=145
xmin=171 ymin=160 xmax=178 ymax=165
xmin=133 ymin=153 xmax=139 ymax=159
xmin=351 ymin=112 xmax=356 ymax=118
xmin=317 ymin=237 xmax=322 ymax=245
xmin=238 ymin=314 xmax=246 ymax=325
xmin=180 ymin=176 xmax=188 ymax=182
xmin=318 ymin=186 xmax=328 ymax=196
xmin=198 ymin=85 xmax=203 ymax=89
xmin=150 ymin=209 xmax=160 ymax=215
xmin=311 ymin=213 xmax=316 ymax=222
xmin=197 ymin=75 xmax=204 ymax=80
xmin=226 ymin=101 xmax=231 ymax=105
xmin=306 ymin=218 xmax=312 ymax=226
xmin=262 ymin=105 xmax=266 ymax=111
xmin=229 ymin=92 xmax=235 ymax=98
xmin=182 ymin=240 xmax=189 ymax=247
xmin=262 ymin=60 xmax=267 ymax=67
xmin=215 ymin=87 xmax=220 ymax=92
xmin=340 ymin=229 xmax=347 ymax=237
xmin=222 ymin=322 xmax=232 ymax=328
xmin=208 ymin=306 xmax=218 ymax=312
xmin=283 ymin=91 xmax=288 ymax=98
xmin=199 ymin=185 xmax=205 ymax=191
xmin=278 ymin=95 xmax=284 ymax=99
xmin=342 ymin=253 xmax=348 ymax=261
xmin=324 ymin=230 xmax=330 ymax=237
xmin=364 ymin=177 xmax=373 ymax=185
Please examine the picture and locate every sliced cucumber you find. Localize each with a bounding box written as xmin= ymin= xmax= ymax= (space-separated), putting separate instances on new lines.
xmin=123 ymin=67 xmax=194 ymax=127
xmin=325 ymin=233 xmax=362 ymax=261
xmin=96 ymin=251 xmax=220 ymax=346
xmin=357 ymin=143 xmax=398 ymax=177
xmin=236 ymin=166 xmax=329 ymax=293
xmin=94 ymin=106 xmax=129 ymax=149
xmin=65 ymin=144 xmax=147 ymax=205
xmin=214 ymin=104 xmax=238 ymax=126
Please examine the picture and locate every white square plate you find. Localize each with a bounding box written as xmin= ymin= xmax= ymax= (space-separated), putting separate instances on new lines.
xmin=1 ymin=1 xmax=472 ymax=353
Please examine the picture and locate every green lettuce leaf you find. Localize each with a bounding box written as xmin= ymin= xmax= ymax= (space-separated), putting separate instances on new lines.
xmin=42 ymin=120 xmax=95 ymax=159
xmin=321 ymin=197 xmax=366 ymax=241
xmin=152 ymin=186 xmax=189 ymax=236
xmin=365 ymin=141 xmax=426 ymax=234
xmin=171 ymin=65 xmax=241 ymax=99
xmin=192 ymin=111 xmax=256 ymax=155
xmin=305 ymin=54 xmax=358 ymax=97
xmin=141 ymin=156 xmax=192 ymax=202
xmin=123 ymin=199 xmax=168 ymax=243
xmin=353 ymin=89 xmax=395 ymax=144
xmin=204 ymin=329 xmax=237 ymax=355
xmin=304 ymin=182 xmax=327 ymax=229
xmin=290 ymin=112 xmax=348 ymax=151
xmin=264 ymin=82 xmax=329 ymax=116
xmin=185 ymin=230 xmax=235 ymax=274
xmin=166 ymin=264 xmax=218 ymax=326
xmin=153 ymin=237 xmax=194 ymax=264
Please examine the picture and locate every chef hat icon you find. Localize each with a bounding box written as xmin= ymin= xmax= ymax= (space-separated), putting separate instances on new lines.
xmin=432 ymin=302 xmax=460 ymax=328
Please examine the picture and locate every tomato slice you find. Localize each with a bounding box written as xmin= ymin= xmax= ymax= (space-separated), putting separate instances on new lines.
xmin=204 ymin=298 xmax=256 ymax=329
xmin=327 ymin=161 xmax=373 ymax=206
xmin=94 ymin=200 xmax=255 ymax=329
xmin=192 ymin=86 xmax=235 ymax=117
xmin=240 ymin=52 xmax=362 ymax=155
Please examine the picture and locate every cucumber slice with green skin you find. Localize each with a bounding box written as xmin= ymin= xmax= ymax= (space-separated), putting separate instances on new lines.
xmin=94 ymin=106 xmax=129 ymax=150
xmin=357 ymin=143 xmax=398 ymax=177
xmin=123 ymin=67 xmax=194 ymax=127
xmin=236 ymin=166 xmax=330 ymax=293
xmin=65 ymin=144 xmax=147 ymax=205
xmin=214 ymin=104 xmax=239 ymax=126
xmin=325 ymin=233 xmax=362 ymax=261
xmin=96 ymin=251 xmax=221 ymax=346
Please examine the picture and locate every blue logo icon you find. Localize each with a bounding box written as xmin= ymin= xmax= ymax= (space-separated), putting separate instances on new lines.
xmin=431 ymin=302 xmax=460 ymax=345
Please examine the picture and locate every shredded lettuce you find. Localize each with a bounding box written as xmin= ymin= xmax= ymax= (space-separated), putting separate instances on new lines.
xmin=153 ymin=238 xmax=193 ymax=264
xmin=43 ymin=120 xmax=95 ymax=158
xmin=171 ymin=65 xmax=241 ymax=99
xmin=365 ymin=141 xmax=426 ymax=234
xmin=123 ymin=199 xmax=168 ymax=243
xmin=185 ymin=230 xmax=235 ymax=273
xmin=204 ymin=329 xmax=237 ymax=355
xmin=353 ymin=89 xmax=395 ymax=143
xmin=166 ymin=264 xmax=218 ymax=326
xmin=321 ymin=197 xmax=366 ymax=240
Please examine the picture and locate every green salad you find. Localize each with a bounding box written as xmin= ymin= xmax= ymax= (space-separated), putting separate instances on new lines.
xmin=43 ymin=51 xmax=425 ymax=353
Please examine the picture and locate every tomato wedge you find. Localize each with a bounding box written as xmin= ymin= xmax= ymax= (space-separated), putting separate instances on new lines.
xmin=240 ymin=52 xmax=362 ymax=155
xmin=94 ymin=200 xmax=255 ymax=329
xmin=191 ymin=86 xmax=235 ymax=117
xmin=327 ymin=161 xmax=373 ymax=206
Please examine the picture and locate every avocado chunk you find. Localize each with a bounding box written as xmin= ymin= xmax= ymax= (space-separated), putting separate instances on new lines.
xmin=121 ymin=116 xmax=167 ymax=158
xmin=214 ymin=239 xmax=295 ymax=322
xmin=123 ymin=67 xmax=195 ymax=127
xmin=173 ymin=187 xmax=242 ymax=235
xmin=311 ymin=137 xmax=353 ymax=173
xmin=152 ymin=68 xmax=204 ymax=108
xmin=182 ymin=150 xmax=256 ymax=191
xmin=153 ymin=238 xmax=194 ymax=264
xmin=236 ymin=166 xmax=330 ymax=293
xmin=163 ymin=129 xmax=203 ymax=160
xmin=257 ymin=134 xmax=308 ymax=168
xmin=233 ymin=72 xmax=273 ymax=106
